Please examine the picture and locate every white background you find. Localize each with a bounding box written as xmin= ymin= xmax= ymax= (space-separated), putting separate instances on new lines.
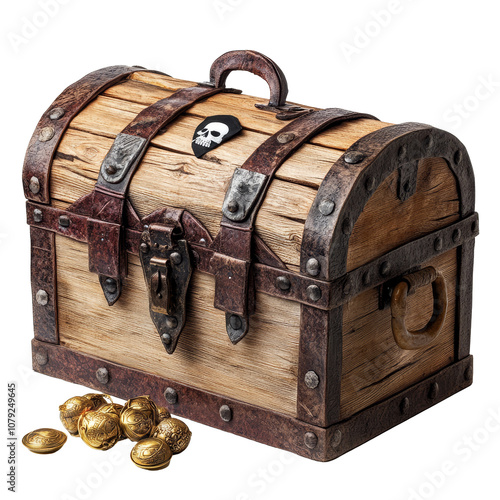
xmin=1 ymin=1 xmax=499 ymax=499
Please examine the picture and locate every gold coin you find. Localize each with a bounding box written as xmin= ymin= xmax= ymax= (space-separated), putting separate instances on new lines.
xmin=97 ymin=403 xmax=123 ymax=418
xmin=120 ymin=396 xmax=157 ymax=442
xmin=98 ymin=403 xmax=126 ymax=440
xmin=83 ymin=393 xmax=112 ymax=411
xmin=22 ymin=428 xmax=67 ymax=454
xmin=151 ymin=418 xmax=191 ymax=454
xmin=78 ymin=411 xmax=121 ymax=450
xmin=130 ymin=438 xmax=172 ymax=470
xmin=59 ymin=396 xmax=94 ymax=435
xmin=155 ymin=406 xmax=171 ymax=423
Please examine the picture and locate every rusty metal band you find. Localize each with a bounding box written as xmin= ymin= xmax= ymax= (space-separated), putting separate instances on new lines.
xmin=84 ymin=86 xmax=226 ymax=303
xmin=26 ymin=201 xmax=479 ymax=312
xmin=212 ymin=108 xmax=378 ymax=339
xmin=30 ymin=228 xmax=58 ymax=344
xmin=22 ymin=65 xmax=150 ymax=204
xmin=31 ymin=339 xmax=473 ymax=462
xmin=298 ymin=123 xmax=476 ymax=428
xmin=301 ymin=123 xmax=475 ymax=281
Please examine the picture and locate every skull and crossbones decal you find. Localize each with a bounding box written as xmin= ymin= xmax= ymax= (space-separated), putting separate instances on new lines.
xmin=192 ymin=115 xmax=242 ymax=158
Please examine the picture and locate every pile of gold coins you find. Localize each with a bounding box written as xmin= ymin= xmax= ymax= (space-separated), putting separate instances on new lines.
xmin=23 ymin=393 xmax=191 ymax=471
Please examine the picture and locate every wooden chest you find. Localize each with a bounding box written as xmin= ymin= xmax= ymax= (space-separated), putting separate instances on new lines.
xmin=23 ymin=50 xmax=479 ymax=461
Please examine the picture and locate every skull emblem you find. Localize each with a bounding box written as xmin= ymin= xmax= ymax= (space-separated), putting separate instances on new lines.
xmin=191 ymin=115 xmax=242 ymax=158
xmin=194 ymin=122 xmax=230 ymax=148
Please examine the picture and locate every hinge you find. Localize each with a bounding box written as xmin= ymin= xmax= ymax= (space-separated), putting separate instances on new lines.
xmin=140 ymin=223 xmax=192 ymax=354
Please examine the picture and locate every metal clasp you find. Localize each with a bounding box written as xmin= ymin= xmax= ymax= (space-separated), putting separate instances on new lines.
xmin=140 ymin=223 xmax=192 ymax=355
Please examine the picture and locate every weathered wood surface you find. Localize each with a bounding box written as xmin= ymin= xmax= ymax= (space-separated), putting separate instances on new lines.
xmin=49 ymin=71 xmax=387 ymax=270
xmin=340 ymin=249 xmax=457 ymax=419
xmin=347 ymin=157 xmax=460 ymax=271
xmin=56 ymin=236 xmax=301 ymax=416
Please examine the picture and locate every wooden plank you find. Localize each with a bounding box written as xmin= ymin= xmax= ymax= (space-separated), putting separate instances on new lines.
xmin=50 ymin=128 xmax=317 ymax=270
xmin=55 ymin=236 xmax=300 ymax=417
xmin=116 ymin=73 xmax=391 ymax=150
xmin=347 ymin=157 xmax=460 ymax=272
xmin=340 ymin=249 xmax=457 ymax=419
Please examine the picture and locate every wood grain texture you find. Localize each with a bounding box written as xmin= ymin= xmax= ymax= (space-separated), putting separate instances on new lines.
xmin=55 ymin=236 xmax=300 ymax=416
xmin=340 ymin=249 xmax=457 ymax=419
xmin=347 ymin=157 xmax=460 ymax=272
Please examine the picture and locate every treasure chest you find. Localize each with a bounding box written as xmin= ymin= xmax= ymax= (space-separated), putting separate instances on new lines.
xmin=24 ymin=50 xmax=479 ymax=461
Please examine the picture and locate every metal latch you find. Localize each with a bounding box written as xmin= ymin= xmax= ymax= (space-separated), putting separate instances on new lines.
xmin=140 ymin=223 xmax=192 ymax=355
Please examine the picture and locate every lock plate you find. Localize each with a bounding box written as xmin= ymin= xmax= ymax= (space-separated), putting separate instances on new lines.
xmin=140 ymin=223 xmax=192 ymax=354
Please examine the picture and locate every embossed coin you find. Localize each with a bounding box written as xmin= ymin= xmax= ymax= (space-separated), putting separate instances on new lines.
xmin=97 ymin=402 xmax=123 ymax=417
xmin=59 ymin=396 xmax=94 ymax=435
xmin=98 ymin=403 xmax=126 ymax=440
xmin=83 ymin=393 xmax=112 ymax=411
xmin=78 ymin=411 xmax=121 ymax=450
xmin=22 ymin=428 xmax=67 ymax=454
xmin=155 ymin=406 xmax=171 ymax=423
xmin=120 ymin=396 xmax=157 ymax=442
xmin=130 ymin=438 xmax=172 ymax=471
xmin=152 ymin=418 xmax=191 ymax=454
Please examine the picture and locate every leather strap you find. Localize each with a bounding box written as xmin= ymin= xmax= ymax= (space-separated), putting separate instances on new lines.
xmin=211 ymin=108 xmax=378 ymax=343
xmin=87 ymin=85 xmax=225 ymax=304
xmin=23 ymin=65 xmax=149 ymax=204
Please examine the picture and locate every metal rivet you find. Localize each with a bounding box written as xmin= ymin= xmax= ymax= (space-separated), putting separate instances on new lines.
xmin=331 ymin=429 xmax=342 ymax=449
xmin=276 ymin=276 xmax=291 ymax=291
xmin=304 ymin=432 xmax=318 ymax=449
xmin=454 ymin=150 xmax=463 ymax=165
xmin=35 ymin=349 xmax=48 ymax=366
xmin=36 ymin=289 xmax=49 ymax=306
xmin=237 ymin=182 xmax=248 ymax=193
xmin=219 ymin=405 xmax=232 ymax=422
xmin=29 ymin=176 xmax=40 ymax=194
xmin=452 ymin=229 xmax=462 ymax=243
xmin=362 ymin=271 xmax=371 ymax=286
xmin=365 ymin=176 xmax=376 ymax=192
xmin=400 ymin=397 xmax=410 ymax=415
xmin=58 ymin=215 xmax=70 ymax=228
xmin=398 ymin=145 xmax=407 ymax=159
xmin=344 ymin=151 xmax=365 ymax=164
xmin=49 ymin=107 xmax=65 ymax=120
xmin=105 ymin=164 xmax=118 ymax=176
xmin=166 ymin=316 xmax=178 ymax=330
xmin=434 ymin=237 xmax=443 ymax=252
xmin=104 ymin=278 xmax=117 ymax=294
xmin=227 ymin=199 xmax=239 ymax=213
xmin=428 ymin=382 xmax=439 ymax=400
xmin=96 ymin=367 xmax=109 ymax=385
xmin=140 ymin=242 xmax=150 ymax=253
xmin=318 ymin=199 xmax=335 ymax=216
xmin=170 ymin=252 xmax=182 ymax=265
xmin=39 ymin=126 xmax=55 ymax=142
xmin=164 ymin=387 xmax=178 ymax=404
xmin=307 ymin=285 xmax=322 ymax=302
xmin=153 ymin=243 xmax=159 ymax=248
xmin=343 ymin=278 xmax=352 ymax=296
xmin=229 ymin=315 xmax=243 ymax=331
xmin=342 ymin=218 xmax=352 ymax=235
xmin=304 ymin=370 xmax=319 ymax=389
xmin=161 ymin=333 xmax=172 ymax=345
xmin=306 ymin=258 xmax=320 ymax=277
xmin=277 ymin=132 xmax=296 ymax=144
xmin=464 ymin=365 xmax=473 ymax=381
xmin=33 ymin=209 xmax=43 ymax=223
xmin=424 ymin=135 xmax=434 ymax=149
xmin=199 ymin=238 xmax=207 ymax=246
xmin=380 ymin=261 xmax=391 ymax=276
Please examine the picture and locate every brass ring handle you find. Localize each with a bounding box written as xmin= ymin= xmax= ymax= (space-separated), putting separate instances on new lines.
xmin=390 ymin=267 xmax=448 ymax=350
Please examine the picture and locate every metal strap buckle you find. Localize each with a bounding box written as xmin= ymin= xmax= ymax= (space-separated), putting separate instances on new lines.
xmin=140 ymin=223 xmax=192 ymax=354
